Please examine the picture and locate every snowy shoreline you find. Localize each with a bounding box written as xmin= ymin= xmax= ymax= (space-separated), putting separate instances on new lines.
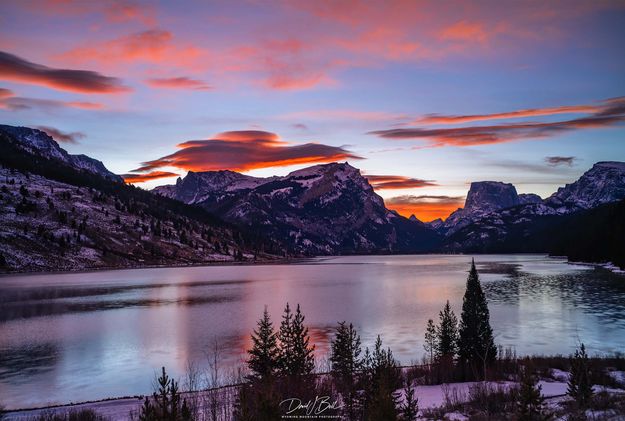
xmin=5 ymin=378 xmax=624 ymax=421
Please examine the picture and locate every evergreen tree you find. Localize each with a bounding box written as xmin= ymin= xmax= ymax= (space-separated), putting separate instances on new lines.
xmin=436 ymin=301 xmax=458 ymax=360
xmin=278 ymin=303 xmax=315 ymax=376
xmin=364 ymin=336 xmax=401 ymax=421
xmin=399 ymin=379 xmax=419 ymax=421
xmin=423 ymin=319 xmax=437 ymax=364
xmin=517 ymin=361 xmax=550 ymax=421
xmin=457 ymin=259 xmax=497 ymax=379
xmin=247 ymin=306 xmax=280 ymax=380
xmin=330 ymin=322 xmax=362 ymax=378
xmin=137 ymin=367 xmax=189 ymax=421
xmin=330 ymin=322 xmax=363 ymax=420
xmin=567 ymin=343 xmax=593 ymax=409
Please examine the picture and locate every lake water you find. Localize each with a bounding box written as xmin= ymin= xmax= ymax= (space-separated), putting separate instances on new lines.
xmin=1 ymin=254 xmax=624 ymax=409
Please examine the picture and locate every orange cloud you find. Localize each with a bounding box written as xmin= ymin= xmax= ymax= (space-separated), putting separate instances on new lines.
xmin=385 ymin=195 xmax=464 ymax=222
xmin=21 ymin=0 xmax=156 ymax=25
xmin=146 ymin=77 xmax=212 ymax=90
xmin=59 ymin=30 xmax=205 ymax=70
xmin=439 ymin=21 xmax=489 ymax=44
xmin=0 ymin=87 xmax=104 ymax=110
xmin=130 ymin=130 xmax=362 ymax=173
xmin=416 ymin=104 xmax=600 ymax=124
xmin=122 ymin=171 xmax=179 ymax=184
xmin=366 ymin=175 xmax=437 ymax=190
xmin=36 ymin=126 xmax=85 ymax=144
xmin=372 ymin=97 xmax=625 ymax=147
xmin=0 ymin=51 xmax=129 ymax=94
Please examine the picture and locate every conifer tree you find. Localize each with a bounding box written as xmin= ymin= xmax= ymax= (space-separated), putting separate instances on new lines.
xmin=364 ymin=336 xmax=401 ymax=421
xmin=330 ymin=322 xmax=362 ymax=379
xmin=330 ymin=322 xmax=363 ymax=420
xmin=247 ymin=306 xmax=279 ymax=380
xmin=436 ymin=301 xmax=458 ymax=360
xmin=517 ymin=361 xmax=550 ymax=421
xmin=458 ymin=259 xmax=497 ymax=379
xmin=423 ymin=319 xmax=437 ymax=364
xmin=399 ymin=378 xmax=419 ymax=421
xmin=137 ymin=367 xmax=189 ymax=421
xmin=278 ymin=303 xmax=315 ymax=376
xmin=567 ymin=343 xmax=593 ymax=409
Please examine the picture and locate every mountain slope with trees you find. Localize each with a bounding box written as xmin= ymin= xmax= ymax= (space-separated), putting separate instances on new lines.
xmin=0 ymin=126 xmax=282 ymax=272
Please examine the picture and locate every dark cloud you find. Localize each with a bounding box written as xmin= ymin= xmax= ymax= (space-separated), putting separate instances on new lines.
xmin=365 ymin=175 xmax=437 ymax=190
xmin=371 ymin=97 xmax=625 ymax=147
xmin=546 ymin=156 xmax=576 ymax=166
xmin=292 ymin=123 xmax=309 ymax=130
xmin=0 ymin=50 xmax=130 ymax=93
xmin=122 ymin=171 xmax=180 ymax=183
xmin=146 ymin=77 xmax=212 ymax=90
xmin=0 ymin=87 xmax=103 ymax=111
xmin=35 ymin=126 xmax=86 ymax=144
xmin=131 ymin=130 xmax=362 ymax=173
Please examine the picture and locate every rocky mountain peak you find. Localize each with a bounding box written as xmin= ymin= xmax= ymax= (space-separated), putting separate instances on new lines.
xmin=547 ymin=161 xmax=625 ymax=209
xmin=464 ymin=181 xmax=519 ymax=212
xmin=0 ymin=124 xmax=122 ymax=182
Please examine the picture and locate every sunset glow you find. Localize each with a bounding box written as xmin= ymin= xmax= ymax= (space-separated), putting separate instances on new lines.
xmin=1 ymin=0 xmax=624 ymax=221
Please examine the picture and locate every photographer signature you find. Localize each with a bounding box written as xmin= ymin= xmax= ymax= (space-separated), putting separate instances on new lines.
xmin=280 ymin=395 xmax=343 ymax=415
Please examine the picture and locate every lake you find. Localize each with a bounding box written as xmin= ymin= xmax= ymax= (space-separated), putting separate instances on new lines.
xmin=1 ymin=254 xmax=624 ymax=409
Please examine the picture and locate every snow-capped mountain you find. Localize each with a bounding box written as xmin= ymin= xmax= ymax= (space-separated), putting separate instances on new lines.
xmin=440 ymin=161 xmax=625 ymax=252
xmin=153 ymin=170 xmax=274 ymax=204
xmin=154 ymin=162 xmax=440 ymax=254
xmin=0 ymin=125 xmax=123 ymax=182
xmin=436 ymin=161 xmax=625 ymax=238
xmin=546 ymin=161 xmax=625 ymax=211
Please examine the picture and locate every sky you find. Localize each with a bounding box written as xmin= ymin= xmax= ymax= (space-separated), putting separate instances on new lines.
xmin=1 ymin=0 xmax=624 ymax=221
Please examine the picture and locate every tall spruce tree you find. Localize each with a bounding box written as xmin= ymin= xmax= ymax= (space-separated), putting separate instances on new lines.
xmin=278 ymin=303 xmax=315 ymax=376
xmin=364 ymin=336 xmax=401 ymax=421
xmin=247 ymin=306 xmax=280 ymax=380
xmin=330 ymin=322 xmax=363 ymax=421
xmin=436 ymin=301 xmax=458 ymax=360
xmin=457 ymin=259 xmax=497 ymax=379
xmin=399 ymin=378 xmax=419 ymax=421
xmin=423 ymin=319 xmax=437 ymax=364
xmin=517 ymin=361 xmax=550 ymax=421
xmin=567 ymin=343 xmax=593 ymax=409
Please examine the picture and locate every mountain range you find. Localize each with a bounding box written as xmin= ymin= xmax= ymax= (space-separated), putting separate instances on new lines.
xmin=153 ymin=163 xmax=440 ymax=255
xmin=1 ymin=123 xmax=624 ymax=271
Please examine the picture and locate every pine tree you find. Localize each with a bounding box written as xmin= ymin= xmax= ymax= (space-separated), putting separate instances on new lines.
xmin=567 ymin=343 xmax=593 ymax=409
xmin=517 ymin=361 xmax=550 ymax=421
xmin=458 ymin=259 xmax=497 ymax=379
xmin=278 ymin=303 xmax=315 ymax=376
xmin=138 ymin=396 xmax=155 ymax=421
xmin=436 ymin=301 xmax=458 ymax=360
xmin=365 ymin=336 xmax=401 ymax=421
xmin=399 ymin=378 xmax=419 ymax=421
xmin=330 ymin=322 xmax=362 ymax=420
xmin=137 ymin=367 xmax=189 ymax=421
xmin=423 ymin=319 xmax=437 ymax=364
xmin=330 ymin=322 xmax=362 ymax=379
xmin=247 ymin=306 xmax=280 ymax=380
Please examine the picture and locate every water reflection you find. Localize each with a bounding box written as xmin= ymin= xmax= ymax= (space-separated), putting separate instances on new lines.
xmin=0 ymin=255 xmax=624 ymax=409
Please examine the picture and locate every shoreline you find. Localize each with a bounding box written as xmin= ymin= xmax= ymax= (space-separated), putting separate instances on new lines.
xmin=2 ymin=252 xmax=609 ymax=278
